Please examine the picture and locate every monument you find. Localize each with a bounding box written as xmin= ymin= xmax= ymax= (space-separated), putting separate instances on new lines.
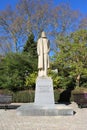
xmin=17 ymin=31 xmax=73 ymax=116
xmin=35 ymin=31 xmax=54 ymax=105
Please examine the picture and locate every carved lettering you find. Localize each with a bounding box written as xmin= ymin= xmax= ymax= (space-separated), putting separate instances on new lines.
xmin=38 ymin=85 xmax=50 ymax=92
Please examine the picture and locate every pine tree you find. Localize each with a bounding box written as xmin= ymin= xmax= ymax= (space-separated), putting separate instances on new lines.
xmin=23 ymin=33 xmax=37 ymax=71
xmin=23 ymin=33 xmax=37 ymax=58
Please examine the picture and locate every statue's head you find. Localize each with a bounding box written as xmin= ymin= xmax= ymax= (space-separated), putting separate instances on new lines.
xmin=41 ymin=31 xmax=47 ymax=38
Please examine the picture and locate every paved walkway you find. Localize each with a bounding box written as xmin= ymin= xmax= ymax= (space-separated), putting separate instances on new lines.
xmin=0 ymin=102 xmax=87 ymax=130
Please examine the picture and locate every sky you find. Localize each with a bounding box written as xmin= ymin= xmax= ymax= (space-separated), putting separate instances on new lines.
xmin=0 ymin=0 xmax=17 ymax=10
xmin=0 ymin=0 xmax=87 ymax=15
xmin=55 ymin=0 xmax=87 ymax=14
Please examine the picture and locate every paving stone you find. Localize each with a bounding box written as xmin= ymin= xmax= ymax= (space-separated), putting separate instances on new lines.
xmin=0 ymin=102 xmax=87 ymax=130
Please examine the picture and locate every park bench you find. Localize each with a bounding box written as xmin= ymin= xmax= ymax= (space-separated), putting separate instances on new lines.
xmin=73 ymin=93 xmax=87 ymax=108
xmin=0 ymin=94 xmax=12 ymax=110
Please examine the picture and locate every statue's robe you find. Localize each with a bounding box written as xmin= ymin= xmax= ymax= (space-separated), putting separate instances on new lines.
xmin=37 ymin=38 xmax=50 ymax=70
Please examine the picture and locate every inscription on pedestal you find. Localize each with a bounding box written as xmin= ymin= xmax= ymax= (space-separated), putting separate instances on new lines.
xmin=38 ymin=85 xmax=50 ymax=92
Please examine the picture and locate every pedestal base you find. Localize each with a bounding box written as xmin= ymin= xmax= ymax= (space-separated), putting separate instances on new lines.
xmin=17 ymin=77 xmax=73 ymax=116
xmin=17 ymin=103 xmax=73 ymax=116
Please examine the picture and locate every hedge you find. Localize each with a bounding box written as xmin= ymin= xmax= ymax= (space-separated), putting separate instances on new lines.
xmin=0 ymin=89 xmax=68 ymax=103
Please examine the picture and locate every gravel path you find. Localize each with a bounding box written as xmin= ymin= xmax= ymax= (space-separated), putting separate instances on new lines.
xmin=0 ymin=102 xmax=87 ymax=130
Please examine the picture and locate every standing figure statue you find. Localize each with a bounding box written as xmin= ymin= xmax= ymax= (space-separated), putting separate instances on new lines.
xmin=37 ymin=31 xmax=50 ymax=77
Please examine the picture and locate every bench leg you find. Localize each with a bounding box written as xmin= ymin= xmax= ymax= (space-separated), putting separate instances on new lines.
xmin=5 ymin=105 xmax=8 ymax=110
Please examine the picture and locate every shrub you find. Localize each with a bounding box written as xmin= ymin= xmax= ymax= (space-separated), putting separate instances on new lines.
xmin=54 ymin=89 xmax=63 ymax=103
xmin=13 ymin=90 xmax=35 ymax=103
xmin=0 ymin=52 xmax=37 ymax=91
xmin=48 ymin=69 xmax=61 ymax=89
xmin=25 ymin=72 xmax=37 ymax=89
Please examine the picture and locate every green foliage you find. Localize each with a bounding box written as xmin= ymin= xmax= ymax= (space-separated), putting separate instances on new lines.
xmin=0 ymin=33 xmax=38 ymax=91
xmin=23 ymin=33 xmax=37 ymax=73
xmin=13 ymin=90 xmax=35 ymax=103
xmin=0 ymin=89 xmax=13 ymax=95
xmin=0 ymin=52 xmax=37 ymax=91
xmin=53 ymin=29 xmax=87 ymax=89
xmin=25 ymin=72 xmax=37 ymax=89
xmin=0 ymin=89 xmax=35 ymax=103
xmin=23 ymin=33 xmax=37 ymax=58
xmin=48 ymin=69 xmax=61 ymax=89
xmin=54 ymin=89 xmax=63 ymax=103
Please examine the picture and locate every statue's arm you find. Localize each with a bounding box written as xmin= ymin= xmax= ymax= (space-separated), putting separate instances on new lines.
xmin=48 ymin=40 xmax=50 ymax=53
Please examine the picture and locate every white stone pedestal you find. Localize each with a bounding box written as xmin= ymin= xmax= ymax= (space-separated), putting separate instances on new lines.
xmin=35 ymin=77 xmax=54 ymax=105
xmin=17 ymin=77 xmax=73 ymax=116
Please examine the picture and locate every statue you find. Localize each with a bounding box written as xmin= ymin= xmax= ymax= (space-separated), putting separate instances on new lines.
xmin=37 ymin=31 xmax=50 ymax=77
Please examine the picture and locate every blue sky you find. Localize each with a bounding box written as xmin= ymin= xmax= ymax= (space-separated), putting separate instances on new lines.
xmin=0 ymin=0 xmax=17 ymax=10
xmin=55 ymin=0 xmax=87 ymax=14
xmin=0 ymin=0 xmax=87 ymax=15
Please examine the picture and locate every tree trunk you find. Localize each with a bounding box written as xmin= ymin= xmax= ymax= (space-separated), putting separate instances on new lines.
xmin=76 ymin=74 xmax=80 ymax=87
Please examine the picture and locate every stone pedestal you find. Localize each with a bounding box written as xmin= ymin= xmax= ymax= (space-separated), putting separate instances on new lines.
xmin=17 ymin=77 xmax=73 ymax=116
xmin=35 ymin=77 xmax=54 ymax=105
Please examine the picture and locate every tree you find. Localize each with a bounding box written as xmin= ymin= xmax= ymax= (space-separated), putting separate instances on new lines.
xmin=16 ymin=0 xmax=55 ymax=37
xmin=53 ymin=29 xmax=87 ymax=88
xmin=0 ymin=6 xmax=25 ymax=53
xmin=0 ymin=1 xmax=80 ymax=54
xmin=23 ymin=33 xmax=37 ymax=57
xmin=70 ymin=30 xmax=87 ymax=87
xmin=0 ymin=52 xmax=37 ymax=91
xmin=51 ymin=2 xmax=80 ymax=37
xmin=23 ymin=33 xmax=37 ymax=71
xmin=0 ymin=0 xmax=55 ymax=53
xmin=0 ymin=33 xmax=38 ymax=91
xmin=79 ymin=16 xmax=87 ymax=29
